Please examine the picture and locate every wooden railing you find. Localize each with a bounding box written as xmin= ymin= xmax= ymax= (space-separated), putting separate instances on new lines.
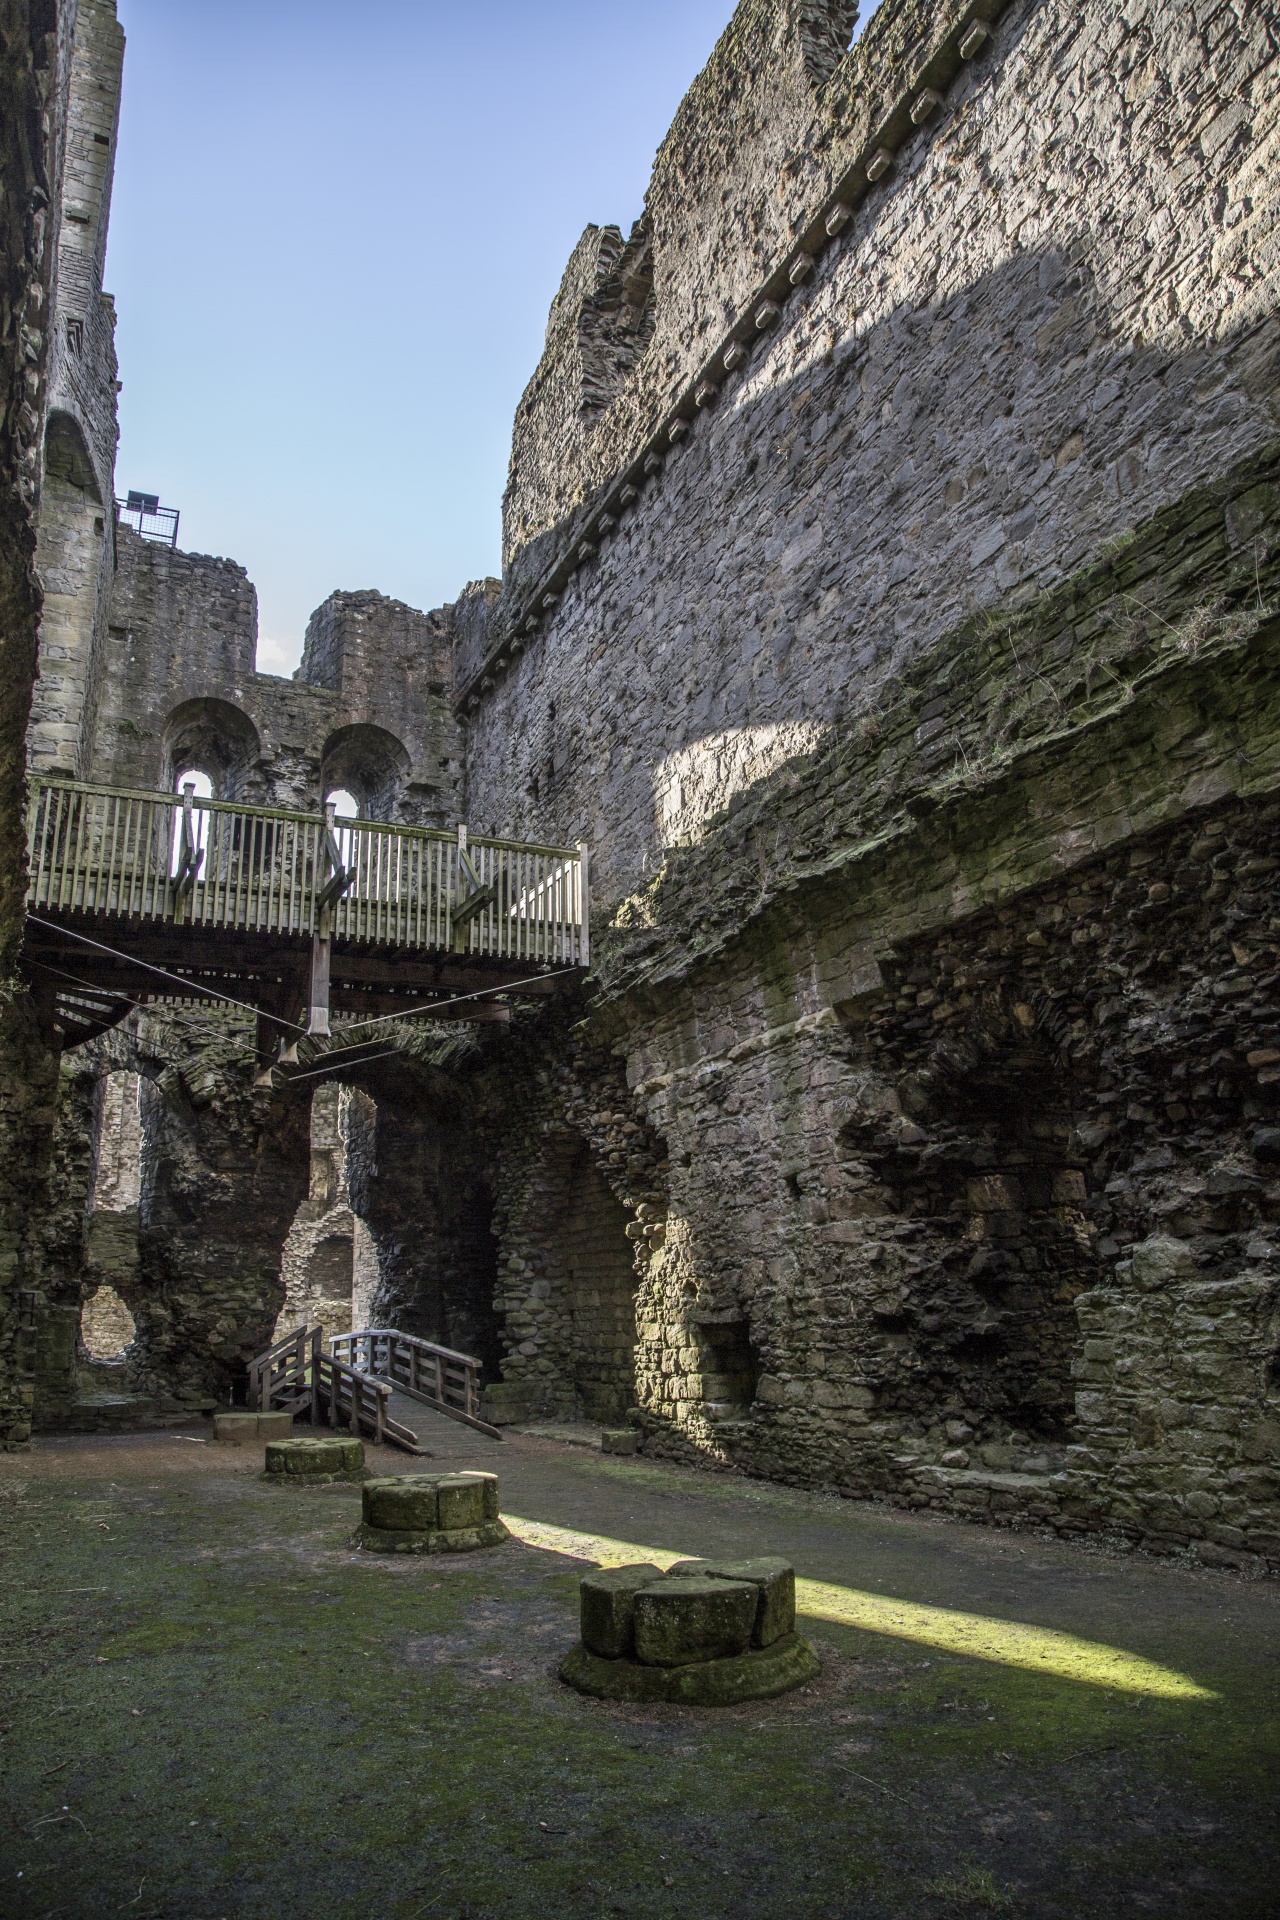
xmin=331 ymin=1328 xmax=500 ymax=1439
xmin=247 ymin=1325 xmax=316 ymax=1418
xmin=246 ymin=1324 xmax=423 ymax=1453
xmin=26 ymin=779 xmax=589 ymax=965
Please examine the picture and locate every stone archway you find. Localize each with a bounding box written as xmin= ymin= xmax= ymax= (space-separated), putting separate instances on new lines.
xmin=80 ymin=1285 xmax=136 ymax=1360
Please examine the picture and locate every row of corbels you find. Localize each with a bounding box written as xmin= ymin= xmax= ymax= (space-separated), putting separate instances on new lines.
xmin=459 ymin=7 xmax=999 ymax=716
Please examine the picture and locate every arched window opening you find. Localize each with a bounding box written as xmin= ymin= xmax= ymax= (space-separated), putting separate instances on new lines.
xmin=326 ymin=788 xmax=360 ymax=869
xmin=319 ymin=723 xmax=409 ymax=824
xmin=80 ymin=1284 xmax=136 ymax=1361
xmin=170 ymin=767 xmax=212 ymax=877
xmin=161 ymin=697 xmax=261 ymax=804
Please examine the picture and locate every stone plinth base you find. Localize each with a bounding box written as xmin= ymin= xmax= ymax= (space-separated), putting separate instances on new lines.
xmin=561 ymin=1553 xmax=818 ymax=1704
xmin=354 ymin=1471 xmax=507 ymax=1553
xmin=355 ymin=1518 xmax=510 ymax=1554
xmin=215 ymin=1411 xmax=295 ymax=1445
xmin=560 ymin=1632 xmax=820 ymax=1705
xmin=264 ymin=1435 xmax=366 ymax=1484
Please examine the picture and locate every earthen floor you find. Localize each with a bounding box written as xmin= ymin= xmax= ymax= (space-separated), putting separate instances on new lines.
xmin=0 ymin=1415 xmax=1276 ymax=1919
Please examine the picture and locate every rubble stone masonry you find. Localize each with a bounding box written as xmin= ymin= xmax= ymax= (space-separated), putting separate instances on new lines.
xmin=8 ymin=0 xmax=1280 ymax=1583
xmin=458 ymin=0 xmax=1280 ymax=1571
xmin=0 ymin=0 xmax=75 ymax=1447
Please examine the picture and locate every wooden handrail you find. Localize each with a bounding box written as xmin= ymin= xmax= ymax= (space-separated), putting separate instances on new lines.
xmin=245 ymin=1324 xmax=425 ymax=1453
xmin=26 ymin=778 xmax=589 ymax=966
xmin=27 ymin=776 xmax=580 ymax=855
xmin=332 ymin=1327 xmax=502 ymax=1440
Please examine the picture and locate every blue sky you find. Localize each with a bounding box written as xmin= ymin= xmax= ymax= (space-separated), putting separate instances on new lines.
xmin=106 ymin=2 xmax=875 ymax=674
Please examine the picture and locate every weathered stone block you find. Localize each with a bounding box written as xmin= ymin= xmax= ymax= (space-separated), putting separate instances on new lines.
xmin=256 ymin=1411 xmax=297 ymax=1439
xmin=364 ymin=1475 xmax=440 ymax=1531
xmin=436 ymin=1471 xmax=498 ymax=1530
xmin=213 ymin=1412 xmax=260 ymax=1445
xmin=264 ymin=1435 xmax=364 ymax=1480
xmin=560 ymin=1632 xmax=821 ymax=1705
xmin=633 ymin=1574 xmax=757 ymax=1667
xmin=668 ymin=1555 xmax=795 ymax=1647
xmin=356 ymin=1471 xmax=507 ymax=1553
xmin=580 ymin=1563 xmax=664 ymax=1658
xmin=601 ymin=1428 xmax=638 ymax=1454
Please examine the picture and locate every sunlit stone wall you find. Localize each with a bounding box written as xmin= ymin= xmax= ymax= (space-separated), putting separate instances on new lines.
xmin=462 ymin=0 xmax=1280 ymax=906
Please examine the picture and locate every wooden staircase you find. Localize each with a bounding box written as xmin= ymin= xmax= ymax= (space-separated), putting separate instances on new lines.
xmin=247 ymin=1326 xmax=426 ymax=1453
xmin=247 ymin=1325 xmax=501 ymax=1450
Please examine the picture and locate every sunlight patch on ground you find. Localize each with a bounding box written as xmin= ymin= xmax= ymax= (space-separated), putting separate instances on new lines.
xmin=503 ymin=1516 xmax=1217 ymax=1701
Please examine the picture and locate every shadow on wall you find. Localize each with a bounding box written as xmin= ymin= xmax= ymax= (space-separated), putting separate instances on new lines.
xmin=343 ymin=1067 xmax=505 ymax=1377
xmin=490 ymin=235 xmax=1279 ymax=889
xmin=487 ymin=1131 xmax=641 ymax=1427
xmin=561 ymin=1147 xmax=640 ymax=1422
xmin=846 ymin=1007 xmax=1097 ymax=1465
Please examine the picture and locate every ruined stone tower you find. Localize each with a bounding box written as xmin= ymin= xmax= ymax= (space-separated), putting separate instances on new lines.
xmin=3 ymin=0 xmax=1280 ymax=1574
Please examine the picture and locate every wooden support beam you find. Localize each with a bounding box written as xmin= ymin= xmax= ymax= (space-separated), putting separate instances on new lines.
xmin=308 ymin=925 xmax=332 ymax=1038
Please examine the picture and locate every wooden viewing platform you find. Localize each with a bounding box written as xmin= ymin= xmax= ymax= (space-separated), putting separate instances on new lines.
xmin=23 ymin=778 xmax=589 ymax=1053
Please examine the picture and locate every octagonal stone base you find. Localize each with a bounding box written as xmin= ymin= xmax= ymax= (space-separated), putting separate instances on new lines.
xmin=354 ymin=1517 xmax=510 ymax=1554
xmin=560 ymin=1631 xmax=820 ymax=1705
xmin=263 ymin=1436 xmax=367 ymax=1484
xmin=353 ymin=1471 xmax=508 ymax=1554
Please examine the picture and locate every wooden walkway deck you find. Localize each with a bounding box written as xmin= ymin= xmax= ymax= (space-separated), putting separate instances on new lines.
xmin=23 ymin=780 xmax=589 ymax=1051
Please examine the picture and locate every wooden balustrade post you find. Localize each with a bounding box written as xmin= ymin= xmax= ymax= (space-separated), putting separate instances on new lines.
xmin=577 ymin=842 xmax=590 ymax=965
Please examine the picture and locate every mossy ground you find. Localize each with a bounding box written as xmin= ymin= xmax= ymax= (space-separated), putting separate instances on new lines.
xmin=0 ymin=1427 xmax=1277 ymax=1920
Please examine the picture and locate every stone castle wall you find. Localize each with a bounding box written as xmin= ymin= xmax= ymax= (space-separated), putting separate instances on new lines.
xmin=447 ymin=0 xmax=1280 ymax=1572
xmin=27 ymin=0 xmax=122 ymax=780
xmin=0 ymin=0 xmax=98 ymax=1447
xmin=464 ymin=0 xmax=1280 ymax=900
xmin=8 ymin=0 xmax=1280 ymax=1579
xmin=90 ymin=532 xmax=465 ymax=824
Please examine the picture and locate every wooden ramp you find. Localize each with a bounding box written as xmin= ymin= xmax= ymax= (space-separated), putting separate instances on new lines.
xmin=331 ymin=1329 xmax=502 ymax=1440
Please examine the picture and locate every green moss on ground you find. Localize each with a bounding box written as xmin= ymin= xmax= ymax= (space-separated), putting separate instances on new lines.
xmin=0 ymin=1454 xmax=1276 ymax=1919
